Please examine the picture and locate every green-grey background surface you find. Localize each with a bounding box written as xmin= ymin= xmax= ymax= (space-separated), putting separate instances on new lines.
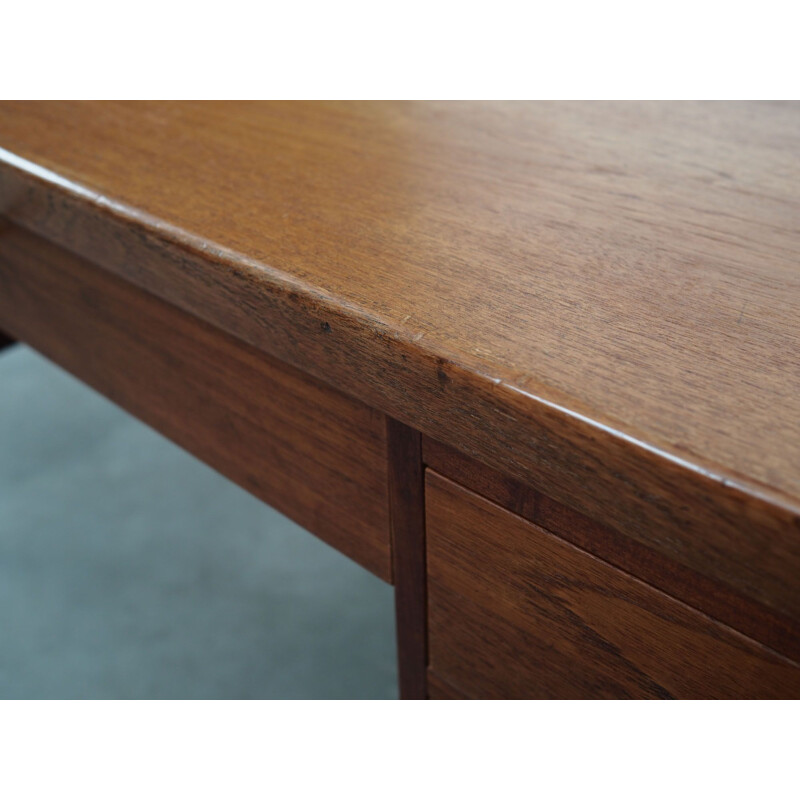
xmin=0 ymin=345 xmax=397 ymax=699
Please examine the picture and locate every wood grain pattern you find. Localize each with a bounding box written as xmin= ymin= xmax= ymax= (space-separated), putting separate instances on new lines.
xmin=427 ymin=671 xmax=468 ymax=700
xmin=423 ymin=436 xmax=800 ymax=663
xmin=0 ymin=223 xmax=391 ymax=579
xmin=0 ymin=103 xmax=799 ymax=621
xmin=426 ymin=471 xmax=800 ymax=699
xmin=386 ymin=419 xmax=427 ymax=699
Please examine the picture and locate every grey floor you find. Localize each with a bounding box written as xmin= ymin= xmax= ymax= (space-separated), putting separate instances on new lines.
xmin=0 ymin=345 xmax=397 ymax=699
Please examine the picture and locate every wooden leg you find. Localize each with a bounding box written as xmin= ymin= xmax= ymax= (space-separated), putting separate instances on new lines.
xmin=387 ymin=418 xmax=427 ymax=699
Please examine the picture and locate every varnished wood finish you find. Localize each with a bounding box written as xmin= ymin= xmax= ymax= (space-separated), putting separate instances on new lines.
xmin=427 ymin=671 xmax=468 ymax=700
xmin=0 ymin=103 xmax=798 ymax=621
xmin=424 ymin=437 xmax=541 ymax=521
xmin=386 ymin=419 xmax=427 ymax=699
xmin=423 ymin=436 xmax=800 ymax=664
xmin=426 ymin=471 xmax=800 ymax=699
xmin=0 ymin=224 xmax=391 ymax=579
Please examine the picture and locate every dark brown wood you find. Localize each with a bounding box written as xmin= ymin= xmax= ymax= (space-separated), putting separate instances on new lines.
xmin=0 ymin=103 xmax=798 ymax=621
xmin=424 ymin=437 xmax=540 ymax=521
xmin=426 ymin=470 xmax=800 ymax=699
xmin=423 ymin=436 xmax=800 ymax=664
xmin=0 ymin=329 xmax=15 ymax=351
xmin=0 ymin=223 xmax=392 ymax=579
xmin=387 ymin=418 xmax=427 ymax=699
xmin=427 ymin=671 xmax=467 ymax=700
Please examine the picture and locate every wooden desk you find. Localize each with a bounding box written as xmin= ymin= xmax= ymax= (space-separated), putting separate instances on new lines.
xmin=1 ymin=101 xmax=798 ymax=698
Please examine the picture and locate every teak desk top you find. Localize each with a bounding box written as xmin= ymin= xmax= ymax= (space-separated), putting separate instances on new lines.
xmin=1 ymin=102 xmax=798 ymax=630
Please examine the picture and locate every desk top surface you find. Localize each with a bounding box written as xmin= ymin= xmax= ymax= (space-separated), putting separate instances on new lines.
xmin=0 ymin=101 xmax=798 ymax=512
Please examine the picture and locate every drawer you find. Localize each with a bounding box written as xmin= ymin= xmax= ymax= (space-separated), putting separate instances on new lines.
xmin=426 ymin=470 xmax=800 ymax=699
xmin=0 ymin=225 xmax=391 ymax=579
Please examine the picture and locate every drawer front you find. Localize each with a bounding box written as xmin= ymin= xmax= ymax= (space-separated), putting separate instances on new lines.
xmin=0 ymin=225 xmax=391 ymax=579
xmin=426 ymin=471 xmax=800 ymax=699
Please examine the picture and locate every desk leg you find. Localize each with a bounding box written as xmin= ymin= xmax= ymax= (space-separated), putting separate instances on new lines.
xmin=387 ymin=418 xmax=427 ymax=700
